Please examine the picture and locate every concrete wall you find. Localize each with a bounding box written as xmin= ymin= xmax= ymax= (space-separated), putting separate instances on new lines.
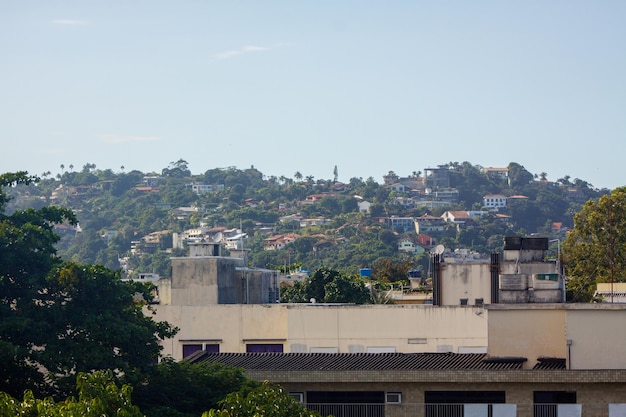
xmin=441 ymin=263 xmax=492 ymax=305
xmin=154 ymin=304 xmax=488 ymax=360
xmin=566 ymin=307 xmax=626 ymax=370
xmin=488 ymin=304 xmax=626 ymax=370
xmin=275 ymin=374 xmax=626 ymax=417
xmin=487 ymin=305 xmax=566 ymax=368
xmin=170 ymin=257 xmax=241 ymax=304
xmin=169 ymin=257 xmax=276 ymax=305
xmin=440 ymin=257 xmax=560 ymax=306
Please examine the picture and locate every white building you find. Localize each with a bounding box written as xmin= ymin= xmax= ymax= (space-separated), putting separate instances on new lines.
xmin=483 ymin=194 xmax=507 ymax=210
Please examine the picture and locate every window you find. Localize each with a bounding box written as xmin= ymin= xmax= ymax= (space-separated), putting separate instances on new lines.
xmin=533 ymin=391 xmax=576 ymax=417
xmin=460 ymin=298 xmax=468 ymax=305
xmin=425 ymin=391 xmax=505 ymax=417
xmin=289 ymin=392 xmax=304 ymax=404
xmin=386 ymin=392 xmax=402 ymax=404
xmin=475 ymin=298 xmax=484 ymax=306
xmin=246 ymin=343 xmax=283 ymax=353
xmin=182 ymin=343 xmax=219 ymax=358
xmin=366 ymin=346 xmax=396 ymax=353
xmin=307 ymin=391 xmax=385 ymax=417
xmin=182 ymin=344 xmax=202 ymax=358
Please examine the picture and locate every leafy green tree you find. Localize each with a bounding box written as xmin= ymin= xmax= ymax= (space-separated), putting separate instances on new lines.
xmin=372 ymin=258 xmax=414 ymax=283
xmin=280 ymin=268 xmax=370 ymax=304
xmin=203 ymin=381 xmax=323 ymax=417
xmin=0 ymin=172 xmax=77 ymax=397
xmin=133 ymin=358 xmax=256 ymax=417
xmin=111 ymin=171 xmax=144 ymax=196
xmin=41 ymin=262 xmax=176 ymax=395
xmin=324 ymin=274 xmax=370 ymax=304
xmin=507 ymin=162 xmax=534 ymax=189
xmin=563 ymin=188 xmax=626 ymax=302
xmin=162 ymin=159 xmax=192 ymax=178
xmin=0 ymin=370 xmax=143 ymax=417
xmin=0 ymin=172 xmax=177 ymax=398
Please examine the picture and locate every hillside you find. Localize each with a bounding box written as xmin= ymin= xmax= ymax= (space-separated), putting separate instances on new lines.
xmin=5 ymin=160 xmax=608 ymax=279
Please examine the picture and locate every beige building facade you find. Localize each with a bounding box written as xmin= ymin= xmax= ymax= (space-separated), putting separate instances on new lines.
xmin=488 ymin=303 xmax=626 ymax=370
xmin=154 ymin=303 xmax=489 ymax=360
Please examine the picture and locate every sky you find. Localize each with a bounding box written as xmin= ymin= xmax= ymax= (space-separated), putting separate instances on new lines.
xmin=1 ymin=1 xmax=625 ymax=189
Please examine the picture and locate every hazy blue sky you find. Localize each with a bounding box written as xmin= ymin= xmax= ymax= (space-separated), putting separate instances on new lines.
xmin=2 ymin=1 xmax=625 ymax=189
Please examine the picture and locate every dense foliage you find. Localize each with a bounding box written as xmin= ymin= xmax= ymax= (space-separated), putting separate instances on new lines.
xmin=202 ymin=382 xmax=322 ymax=417
xmin=4 ymin=161 xmax=610 ymax=289
xmin=280 ymin=268 xmax=371 ymax=304
xmin=0 ymin=173 xmax=177 ymax=399
xmin=0 ymin=367 xmax=319 ymax=417
xmin=133 ymin=359 xmax=257 ymax=417
xmin=563 ymin=187 xmax=626 ymax=302
xmin=0 ymin=371 xmax=143 ymax=417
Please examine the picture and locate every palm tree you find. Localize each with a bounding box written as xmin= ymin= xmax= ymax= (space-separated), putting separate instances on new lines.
xmin=69 ymin=164 xmax=74 ymax=172
xmin=294 ymin=172 xmax=303 ymax=182
xmin=60 ymin=164 xmax=65 ymax=174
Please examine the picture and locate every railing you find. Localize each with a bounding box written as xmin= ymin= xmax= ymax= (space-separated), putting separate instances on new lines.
xmin=306 ymin=403 xmax=384 ymax=417
xmin=303 ymin=402 xmax=615 ymax=417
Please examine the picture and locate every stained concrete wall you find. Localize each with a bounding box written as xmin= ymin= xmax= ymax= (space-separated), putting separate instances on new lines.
xmin=154 ymin=304 xmax=488 ymax=360
xmin=168 ymin=257 xmax=276 ymax=305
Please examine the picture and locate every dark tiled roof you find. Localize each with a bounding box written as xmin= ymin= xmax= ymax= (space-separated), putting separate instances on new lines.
xmin=186 ymin=352 xmax=526 ymax=371
xmin=533 ymin=357 xmax=566 ymax=370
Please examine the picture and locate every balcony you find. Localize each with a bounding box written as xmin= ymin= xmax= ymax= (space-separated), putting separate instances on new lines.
xmin=303 ymin=402 xmax=618 ymax=417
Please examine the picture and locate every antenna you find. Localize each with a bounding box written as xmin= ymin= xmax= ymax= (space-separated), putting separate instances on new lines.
xmin=432 ymin=244 xmax=445 ymax=255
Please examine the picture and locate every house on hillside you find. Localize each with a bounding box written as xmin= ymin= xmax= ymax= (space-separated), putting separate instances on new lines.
xmin=263 ymin=233 xmax=300 ymax=251
xmin=387 ymin=216 xmax=415 ymax=234
xmin=417 ymin=233 xmax=435 ymax=248
xmin=483 ymin=167 xmax=509 ymax=180
xmin=384 ymin=182 xmax=406 ymax=193
xmin=441 ymin=210 xmax=471 ymax=225
xmin=414 ymin=215 xmax=446 ymax=235
xmin=483 ymin=194 xmax=507 ymax=210
xmin=300 ymin=193 xmax=335 ymax=205
xmin=398 ymin=238 xmax=424 ymax=254
xmin=187 ymin=183 xmax=225 ymax=195
xmin=357 ymin=200 xmax=372 ymax=213
xmin=424 ymin=165 xmax=451 ymax=188
xmin=300 ymin=217 xmax=330 ymax=228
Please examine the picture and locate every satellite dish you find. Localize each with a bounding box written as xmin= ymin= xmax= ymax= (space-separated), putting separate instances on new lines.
xmin=432 ymin=244 xmax=445 ymax=255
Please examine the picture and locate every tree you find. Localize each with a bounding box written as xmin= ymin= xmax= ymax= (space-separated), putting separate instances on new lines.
xmin=203 ymin=381 xmax=323 ymax=417
xmin=0 ymin=172 xmax=177 ymax=398
xmin=507 ymin=162 xmax=534 ymax=188
xmin=372 ymin=258 xmax=414 ymax=283
xmin=133 ymin=358 xmax=256 ymax=417
xmin=333 ymin=165 xmax=338 ymax=182
xmin=0 ymin=370 xmax=143 ymax=417
xmin=280 ymin=268 xmax=370 ymax=304
xmin=162 ymin=159 xmax=191 ymax=178
xmin=562 ymin=188 xmax=626 ymax=302
xmin=0 ymin=172 xmax=77 ymax=396
xmin=44 ymin=262 xmax=176 ymax=394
